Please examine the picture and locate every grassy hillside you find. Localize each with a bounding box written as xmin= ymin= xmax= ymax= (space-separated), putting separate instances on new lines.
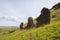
xmin=0 ymin=3 xmax=60 ymax=40
xmin=51 ymin=2 xmax=60 ymax=23
xmin=51 ymin=8 xmax=60 ymax=23
xmin=0 ymin=21 xmax=60 ymax=40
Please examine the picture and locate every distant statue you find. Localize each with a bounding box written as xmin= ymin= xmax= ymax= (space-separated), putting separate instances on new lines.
xmin=36 ymin=7 xmax=50 ymax=27
xmin=20 ymin=22 xmax=23 ymax=29
xmin=26 ymin=17 xmax=34 ymax=29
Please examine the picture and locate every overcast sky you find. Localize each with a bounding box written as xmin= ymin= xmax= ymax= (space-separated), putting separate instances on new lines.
xmin=0 ymin=0 xmax=60 ymax=26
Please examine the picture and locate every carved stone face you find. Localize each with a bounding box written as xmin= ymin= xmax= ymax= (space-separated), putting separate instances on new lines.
xmin=36 ymin=7 xmax=50 ymax=27
xmin=26 ymin=17 xmax=34 ymax=29
xmin=20 ymin=22 xmax=23 ymax=29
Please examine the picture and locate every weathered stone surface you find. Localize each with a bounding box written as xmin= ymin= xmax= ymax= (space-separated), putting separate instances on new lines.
xmin=20 ymin=22 xmax=23 ymax=29
xmin=36 ymin=7 xmax=50 ymax=27
xmin=26 ymin=17 xmax=34 ymax=29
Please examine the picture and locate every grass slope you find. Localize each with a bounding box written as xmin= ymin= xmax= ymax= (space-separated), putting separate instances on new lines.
xmin=51 ymin=8 xmax=60 ymax=23
xmin=0 ymin=21 xmax=60 ymax=40
xmin=0 ymin=3 xmax=60 ymax=40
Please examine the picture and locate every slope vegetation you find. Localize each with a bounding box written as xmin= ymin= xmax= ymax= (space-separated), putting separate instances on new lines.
xmin=0 ymin=21 xmax=60 ymax=40
xmin=0 ymin=2 xmax=60 ymax=40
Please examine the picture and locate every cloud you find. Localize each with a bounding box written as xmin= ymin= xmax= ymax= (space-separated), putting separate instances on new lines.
xmin=0 ymin=15 xmax=23 ymax=22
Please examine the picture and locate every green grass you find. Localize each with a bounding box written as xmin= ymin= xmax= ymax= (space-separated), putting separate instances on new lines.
xmin=0 ymin=21 xmax=60 ymax=40
xmin=0 ymin=3 xmax=60 ymax=40
xmin=51 ymin=8 xmax=60 ymax=23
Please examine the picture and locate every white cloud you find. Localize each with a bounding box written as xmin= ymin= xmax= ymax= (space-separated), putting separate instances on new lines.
xmin=0 ymin=15 xmax=23 ymax=22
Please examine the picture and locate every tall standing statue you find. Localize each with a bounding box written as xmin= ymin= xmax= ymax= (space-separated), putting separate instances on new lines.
xmin=36 ymin=7 xmax=50 ymax=27
xmin=20 ymin=22 xmax=23 ymax=29
xmin=26 ymin=17 xmax=34 ymax=29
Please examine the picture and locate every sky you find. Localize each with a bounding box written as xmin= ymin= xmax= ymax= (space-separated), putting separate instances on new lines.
xmin=0 ymin=0 xmax=60 ymax=26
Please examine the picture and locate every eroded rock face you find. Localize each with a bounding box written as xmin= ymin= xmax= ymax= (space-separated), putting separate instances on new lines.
xmin=51 ymin=2 xmax=60 ymax=10
xmin=20 ymin=22 xmax=23 ymax=29
xmin=26 ymin=17 xmax=34 ymax=29
xmin=36 ymin=7 xmax=50 ymax=27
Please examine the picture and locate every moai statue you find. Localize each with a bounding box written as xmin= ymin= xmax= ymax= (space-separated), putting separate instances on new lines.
xmin=36 ymin=7 xmax=50 ymax=27
xmin=26 ymin=17 xmax=34 ymax=29
xmin=20 ymin=22 xmax=23 ymax=29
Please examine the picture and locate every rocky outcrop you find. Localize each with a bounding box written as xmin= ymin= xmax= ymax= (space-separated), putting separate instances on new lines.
xmin=51 ymin=2 xmax=60 ymax=10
